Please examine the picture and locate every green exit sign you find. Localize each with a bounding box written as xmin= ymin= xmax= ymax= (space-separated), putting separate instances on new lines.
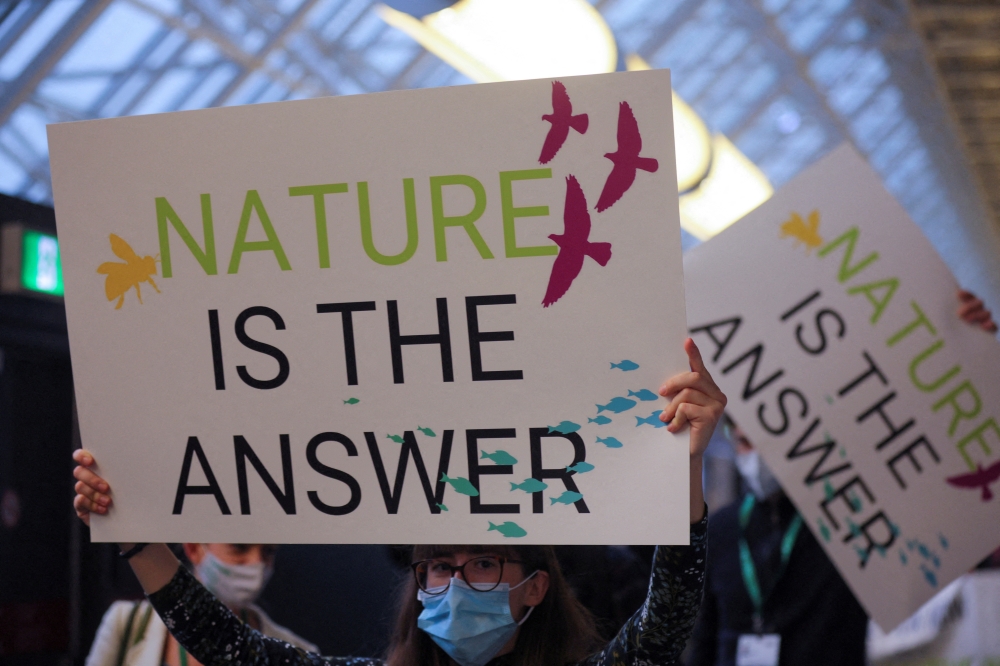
xmin=1 ymin=222 xmax=64 ymax=298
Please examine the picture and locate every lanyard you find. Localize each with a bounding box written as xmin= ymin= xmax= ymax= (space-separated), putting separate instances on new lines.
xmin=178 ymin=609 xmax=248 ymax=666
xmin=738 ymin=494 xmax=802 ymax=633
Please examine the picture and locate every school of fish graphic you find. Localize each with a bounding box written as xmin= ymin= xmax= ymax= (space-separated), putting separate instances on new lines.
xmin=364 ymin=352 xmax=663 ymax=540
xmin=448 ymin=357 xmax=665 ymax=538
xmin=821 ymin=480 xmax=949 ymax=588
xmin=368 ymin=356 xmax=667 ymax=538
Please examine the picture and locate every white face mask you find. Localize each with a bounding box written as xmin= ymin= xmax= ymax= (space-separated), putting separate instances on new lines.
xmin=194 ymin=551 xmax=271 ymax=609
xmin=734 ymin=450 xmax=783 ymax=500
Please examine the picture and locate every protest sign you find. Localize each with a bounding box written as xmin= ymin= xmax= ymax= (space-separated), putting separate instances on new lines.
xmin=48 ymin=70 xmax=690 ymax=545
xmin=685 ymin=144 xmax=1000 ymax=630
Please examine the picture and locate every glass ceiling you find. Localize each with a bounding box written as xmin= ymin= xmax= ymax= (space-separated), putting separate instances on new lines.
xmin=0 ymin=0 xmax=993 ymax=284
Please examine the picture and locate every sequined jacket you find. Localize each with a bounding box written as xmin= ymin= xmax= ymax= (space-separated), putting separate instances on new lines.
xmin=147 ymin=518 xmax=707 ymax=666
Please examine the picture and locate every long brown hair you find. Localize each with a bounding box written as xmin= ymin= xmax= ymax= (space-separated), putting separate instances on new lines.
xmin=386 ymin=544 xmax=602 ymax=666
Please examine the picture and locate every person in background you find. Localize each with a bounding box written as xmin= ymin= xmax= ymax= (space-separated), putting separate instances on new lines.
xmin=686 ymin=290 xmax=997 ymax=666
xmin=686 ymin=413 xmax=870 ymax=666
xmin=86 ymin=543 xmax=318 ymax=666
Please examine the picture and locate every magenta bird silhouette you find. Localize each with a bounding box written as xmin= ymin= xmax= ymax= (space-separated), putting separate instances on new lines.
xmin=946 ymin=460 xmax=1000 ymax=501
xmin=538 ymin=81 xmax=589 ymax=164
xmin=596 ymin=101 xmax=659 ymax=212
xmin=542 ymin=175 xmax=612 ymax=307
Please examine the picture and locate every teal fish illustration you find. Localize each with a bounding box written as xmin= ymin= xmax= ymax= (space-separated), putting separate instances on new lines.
xmin=635 ymin=411 xmax=665 ymax=428
xmin=907 ymin=539 xmax=917 ymax=551
xmin=551 ymin=490 xmax=584 ymax=505
xmin=488 ymin=521 xmax=527 ymax=538
xmin=588 ymin=416 xmax=612 ymax=425
xmin=566 ymin=461 xmax=594 ymax=474
xmin=847 ymin=492 xmax=862 ymax=511
xmin=846 ymin=519 xmax=862 ymax=540
xmin=875 ymin=545 xmax=886 ymax=558
xmin=597 ymin=397 xmax=637 ymax=414
xmin=817 ymin=518 xmax=831 ymax=543
xmin=510 ymin=478 xmax=548 ymax=493
xmin=481 ymin=449 xmax=518 ymax=466
xmin=853 ymin=545 xmax=869 ymax=566
xmin=387 ymin=434 xmax=405 ymax=444
xmin=417 ymin=426 xmax=437 ymax=437
xmin=343 ymin=397 xmax=360 ymax=405
xmin=627 ymin=389 xmax=658 ymax=401
xmin=597 ymin=436 xmax=623 ymax=448
xmin=839 ymin=447 xmax=847 ymax=459
xmin=899 ymin=549 xmax=908 ymax=565
xmin=440 ymin=474 xmax=480 ymax=497
xmin=889 ymin=522 xmax=900 ymax=537
xmin=916 ymin=542 xmax=931 ymax=560
xmin=548 ymin=421 xmax=581 ymax=434
xmin=920 ymin=564 xmax=938 ymax=587
xmin=938 ymin=533 xmax=949 ymax=550
xmin=611 ymin=360 xmax=639 ymax=371
xmin=436 ymin=503 xmax=448 ymax=512
xmin=823 ymin=480 xmax=835 ymax=502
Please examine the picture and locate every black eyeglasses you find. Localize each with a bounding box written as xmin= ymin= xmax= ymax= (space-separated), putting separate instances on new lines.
xmin=411 ymin=555 xmax=525 ymax=595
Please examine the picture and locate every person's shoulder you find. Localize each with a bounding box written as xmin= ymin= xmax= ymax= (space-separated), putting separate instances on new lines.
xmin=100 ymin=599 xmax=149 ymax=624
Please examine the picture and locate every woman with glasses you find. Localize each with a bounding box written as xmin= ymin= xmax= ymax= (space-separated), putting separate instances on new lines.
xmin=73 ymin=338 xmax=727 ymax=666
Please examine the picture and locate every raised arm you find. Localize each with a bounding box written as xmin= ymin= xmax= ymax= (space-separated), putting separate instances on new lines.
xmin=581 ymin=338 xmax=725 ymax=666
xmin=72 ymin=450 xmax=369 ymax=666
xmin=73 ymin=448 xmax=180 ymax=593
xmin=660 ymin=337 xmax=727 ymax=523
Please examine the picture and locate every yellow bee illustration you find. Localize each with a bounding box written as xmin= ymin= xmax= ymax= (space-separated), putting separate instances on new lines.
xmin=780 ymin=210 xmax=823 ymax=252
xmin=96 ymin=234 xmax=160 ymax=309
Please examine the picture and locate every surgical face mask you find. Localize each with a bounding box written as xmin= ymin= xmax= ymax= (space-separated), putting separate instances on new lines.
xmin=735 ymin=450 xmax=782 ymax=500
xmin=416 ymin=573 xmax=538 ymax=666
xmin=195 ymin=551 xmax=271 ymax=609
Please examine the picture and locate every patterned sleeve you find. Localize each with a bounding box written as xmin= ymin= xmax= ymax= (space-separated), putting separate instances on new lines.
xmin=147 ymin=565 xmax=381 ymax=666
xmin=580 ymin=515 xmax=708 ymax=666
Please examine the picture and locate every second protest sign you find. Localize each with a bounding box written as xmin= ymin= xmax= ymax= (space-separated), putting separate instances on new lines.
xmin=685 ymin=145 xmax=1000 ymax=630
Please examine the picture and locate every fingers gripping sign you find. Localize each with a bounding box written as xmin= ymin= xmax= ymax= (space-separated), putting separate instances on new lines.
xmin=658 ymin=338 xmax=727 ymax=457
xmin=957 ymin=289 xmax=998 ymax=334
xmin=73 ymin=448 xmax=112 ymax=526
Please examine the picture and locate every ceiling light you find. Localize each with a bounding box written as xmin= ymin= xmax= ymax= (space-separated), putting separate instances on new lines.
xmin=377 ymin=0 xmax=617 ymax=83
xmin=678 ymin=134 xmax=773 ymax=240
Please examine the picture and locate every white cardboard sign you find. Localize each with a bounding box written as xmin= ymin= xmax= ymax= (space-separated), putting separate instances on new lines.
xmin=49 ymin=71 xmax=691 ymax=545
xmin=685 ymin=144 xmax=1000 ymax=631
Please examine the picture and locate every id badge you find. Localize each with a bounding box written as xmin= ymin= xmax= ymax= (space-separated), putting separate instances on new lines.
xmin=736 ymin=633 xmax=781 ymax=666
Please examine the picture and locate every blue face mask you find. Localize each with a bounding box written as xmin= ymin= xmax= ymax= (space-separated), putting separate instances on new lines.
xmin=416 ymin=574 xmax=537 ymax=666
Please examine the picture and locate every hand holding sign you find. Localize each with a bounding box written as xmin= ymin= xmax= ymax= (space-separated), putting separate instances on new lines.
xmin=72 ymin=448 xmax=108 ymax=526
xmin=957 ymin=289 xmax=997 ymax=333
xmin=660 ymin=338 xmax=728 ymax=458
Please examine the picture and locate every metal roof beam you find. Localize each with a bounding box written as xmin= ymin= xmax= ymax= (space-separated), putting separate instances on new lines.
xmin=203 ymin=0 xmax=323 ymax=107
xmin=0 ymin=0 xmax=113 ymax=127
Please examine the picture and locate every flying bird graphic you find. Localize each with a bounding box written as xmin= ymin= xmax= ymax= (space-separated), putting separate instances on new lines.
xmin=596 ymin=101 xmax=659 ymax=212
xmin=539 ymin=81 xmax=588 ymax=164
xmin=946 ymin=460 xmax=1000 ymax=501
xmin=542 ymin=175 xmax=612 ymax=307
